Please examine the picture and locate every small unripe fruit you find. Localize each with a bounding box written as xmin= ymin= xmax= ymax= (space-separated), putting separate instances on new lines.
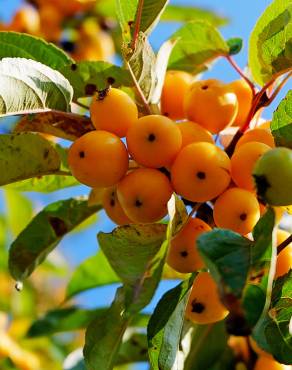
xmin=90 ymin=88 xmax=138 ymax=138
xmin=185 ymin=272 xmax=228 ymax=324
xmin=117 ymin=168 xmax=173 ymax=223
xmin=68 ymin=131 xmax=129 ymax=188
xmin=213 ymin=188 xmax=260 ymax=235
xmin=161 ymin=71 xmax=192 ymax=120
xmin=177 ymin=121 xmax=214 ymax=148
xmin=166 ymin=217 xmax=211 ymax=273
xmin=126 ymin=115 xmax=182 ymax=168
xmin=102 ymin=187 xmax=132 ymax=225
xmin=184 ymin=79 xmax=238 ymax=134
xmin=253 ymin=147 xmax=292 ymax=206
xmin=229 ymin=79 xmax=253 ymax=127
xmin=171 ymin=142 xmax=231 ymax=202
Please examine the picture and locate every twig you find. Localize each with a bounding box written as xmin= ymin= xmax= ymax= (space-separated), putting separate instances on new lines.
xmin=278 ymin=234 xmax=292 ymax=254
xmin=131 ymin=0 xmax=144 ymax=50
xmin=225 ymin=55 xmax=256 ymax=94
xmin=261 ymin=71 xmax=292 ymax=108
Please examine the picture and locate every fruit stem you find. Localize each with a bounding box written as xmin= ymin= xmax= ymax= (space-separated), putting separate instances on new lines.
xmin=225 ymin=55 xmax=256 ymax=95
xmin=131 ymin=0 xmax=144 ymax=50
xmin=125 ymin=60 xmax=152 ymax=115
xmin=260 ymin=71 xmax=292 ymax=108
xmin=277 ymin=234 xmax=292 ymax=254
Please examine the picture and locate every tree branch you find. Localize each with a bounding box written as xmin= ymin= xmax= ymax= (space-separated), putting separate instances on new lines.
xmin=131 ymin=0 xmax=144 ymax=50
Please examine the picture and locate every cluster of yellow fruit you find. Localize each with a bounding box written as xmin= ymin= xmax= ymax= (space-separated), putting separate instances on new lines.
xmin=68 ymin=72 xmax=291 ymax=342
xmin=0 ymin=0 xmax=114 ymax=62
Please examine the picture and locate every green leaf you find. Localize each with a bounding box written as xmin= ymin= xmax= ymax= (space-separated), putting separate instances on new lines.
xmin=161 ymin=5 xmax=228 ymax=26
xmin=84 ymin=287 xmax=130 ymax=370
xmin=0 ymin=32 xmax=73 ymax=70
xmin=0 ymin=58 xmax=73 ymax=116
xmin=168 ymin=21 xmax=229 ymax=73
xmin=271 ymin=90 xmax=292 ymax=148
xmin=66 ymin=251 xmax=120 ymax=300
xmin=126 ymin=32 xmax=156 ymax=105
xmin=9 ymin=198 xmax=101 ymax=281
xmin=115 ymin=332 xmax=148 ymax=366
xmin=0 ymin=133 xmax=61 ymax=186
xmin=116 ymin=0 xmax=168 ymax=42
xmin=4 ymin=190 xmax=33 ymax=237
xmin=197 ymin=229 xmax=252 ymax=299
xmin=27 ymin=307 xmax=106 ymax=337
xmin=249 ymin=0 xmax=292 ymax=86
xmin=242 ymin=284 xmax=266 ymax=327
xmin=98 ymin=223 xmax=167 ymax=313
xmin=252 ymin=271 xmax=292 ymax=364
xmin=184 ymin=322 xmax=230 ymax=370
xmin=61 ymin=61 xmax=132 ymax=100
xmin=148 ymin=275 xmax=195 ymax=370
xmin=227 ymin=38 xmax=243 ymax=55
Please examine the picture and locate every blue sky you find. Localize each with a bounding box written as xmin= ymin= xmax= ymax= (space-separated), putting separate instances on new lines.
xmin=0 ymin=1 xmax=291 ymax=368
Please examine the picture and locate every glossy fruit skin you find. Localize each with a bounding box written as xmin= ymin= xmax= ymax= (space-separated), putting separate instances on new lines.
xmin=68 ymin=131 xmax=129 ymax=188
xmin=102 ymin=187 xmax=132 ymax=225
xmin=90 ymin=88 xmax=138 ymax=138
xmin=213 ymin=188 xmax=260 ymax=235
xmin=231 ymin=141 xmax=271 ymax=192
xmin=126 ymin=115 xmax=182 ymax=168
xmin=236 ymin=128 xmax=275 ymax=149
xmin=167 ymin=218 xmax=211 ymax=273
xmin=253 ymin=147 xmax=292 ymax=206
xmin=117 ymin=168 xmax=173 ymax=223
xmin=229 ymin=79 xmax=253 ymax=127
xmin=184 ymin=79 xmax=238 ymax=134
xmin=161 ymin=71 xmax=192 ymax=120
xmin=177 ymin=121 xmax=214 ymax=148
xmin=185 ymin=272 xmax=228 ymax=324
xmin=171 ymin=142 xmax=231 ymax=202
xmin=254 ymin=356 xmax=290 ymax=370
xmin=275 ymin=237 xmax=292 ymax=278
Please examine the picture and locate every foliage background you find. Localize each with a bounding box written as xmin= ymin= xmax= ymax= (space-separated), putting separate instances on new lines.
xmin=0 ymin=0 xmax=291 ymax=369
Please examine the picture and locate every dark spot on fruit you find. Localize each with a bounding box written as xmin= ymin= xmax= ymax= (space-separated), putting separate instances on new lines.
xmin=135 ymin=199 xmax=143 ymax=208
xmin=71 ymin=63 xmax=78 ymax=71
xmin=43 ymin=149 xmax=49 ymax=159
xmin=49 ymin=217 xmax=68 ymax=237
xmin=148 ymin=133 xmax=156 ymax=142
xmin=201 ymin=85 xmax=208 ymax=90
xmin=85 ymin=84 xmax=97 ymax=96
xmin=180 ymin=250 xmax=188 ymax=257
xmin=98 ymin=88 xmax=110 ymax=101
xmin=253 ymin=174 xmax=271 ymax=201
xmin=196 ymin=171 xmax=206 ymax=180
xmin=110 ymin=199 xmax=115 ymax=207
xmin=239 ymin=213 xmax=247 ymax=221
xmin=79 ymin=151 xmax=85 ymax=158
xmin=191 ymin=300 xmax=205 ymax=313
xmin=107 ymin=76 xmax=115 ymax=85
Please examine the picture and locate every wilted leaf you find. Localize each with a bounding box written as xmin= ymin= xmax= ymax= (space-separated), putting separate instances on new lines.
xmin=0 ymin=133 xmax=61 ymax=186
xmin=0 ymin=58 xmax=73 ymax=115
xmin=271 ymin=90 xmax=292 ymax=148
xmin=249 ymin=0 xmax=292 ymax=86
xmin=9 ymin=198 xmax=101 ymax=281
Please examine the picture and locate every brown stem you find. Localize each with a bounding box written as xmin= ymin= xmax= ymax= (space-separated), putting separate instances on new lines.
xmin=225 ymin=55 xmax=256 ymax=94
xmin=131 ymin=0 xmax=144 ymax=50
xmin=261 ymin=71 xmax=292 ymax=108
xmin=278 ymin=234 xmax=292 ymax=254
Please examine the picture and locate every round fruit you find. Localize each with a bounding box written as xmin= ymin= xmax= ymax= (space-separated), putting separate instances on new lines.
xmin=231 ymin=141 xmax=271 ymax=192
xmin=236 ymin=128 xmax=275 ymax=149
xmin=253 ymin=147 xmax=292 ymax=206
xmin=229 ymin=79 xmax=253 ymax=127
xmin=249 ymin=337 xmax=272 ymax=358
xmin=10 ymin=6 xmax=40 ymax=34
xmin=117 ymin=168 xmax=173 ymax=223
xmin=171 ymin=142 xmax=231 ymax=202
xmin=177 ymin=121 xmax=214 ymax=148
xmin=185 ymin=272 xmax=229 ymax=324
xmin=68 ymin=131 xmax=129 ymax=188
xmin=254 ymin=356 xmax=290 ymax=370
xmin=90 ymin=88 xmax=138 ymax=138
xmin=166 ymin=218 xmax=211 ymax=273
xmin=161 ymin=71 xmax=192 ymax=120
xmin=184 ymin=79 xmax=238 ymax=134
xmin=277 ymin=229 xmax=291 ymax=245
xmin=102 ymin=187 xmax=132 ymax=225
xmin=126 ymin=115 xmax=182 ymax=168
xmin=213 ymin=188 xmax=260 ymax=235
xmin=39 ymin=5 xmax=62 ymax=41
xmin=275 ymin=243 xmax=292 ymax=278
